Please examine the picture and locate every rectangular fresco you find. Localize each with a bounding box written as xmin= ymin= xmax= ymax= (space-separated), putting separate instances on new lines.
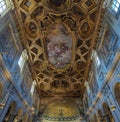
xmin=100 ymin=23 xmax=118 ymax=67
xmin=0 ymin=24 xmax=18 ymax=67
xmin=46 ymin=23 xmax=73 ymax=69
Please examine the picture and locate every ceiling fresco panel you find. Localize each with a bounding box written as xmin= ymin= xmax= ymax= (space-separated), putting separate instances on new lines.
xmin=45 ymin=23 xmax=75 ymax=69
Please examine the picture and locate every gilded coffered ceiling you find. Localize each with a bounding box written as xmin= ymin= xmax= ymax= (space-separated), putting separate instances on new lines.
xmin=13 ymin=0 xmax=104 ymax=97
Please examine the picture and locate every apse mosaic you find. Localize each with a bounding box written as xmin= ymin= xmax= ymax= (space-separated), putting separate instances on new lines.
xmin=43 ymin=100 xmax=80 ymax=121
xmin=13 ymin=0 xmax=104 ymax=97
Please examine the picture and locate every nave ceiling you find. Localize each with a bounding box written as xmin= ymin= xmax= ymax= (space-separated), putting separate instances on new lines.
xmin=13 ymin=0 xmax=104 ymax=97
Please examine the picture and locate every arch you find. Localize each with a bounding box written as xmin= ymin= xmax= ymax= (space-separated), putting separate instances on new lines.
xmin=13 ymin=108 xmax=23 ymax=122
xmin=114 ymin=82 xmax=120 ymax=106
xmin=3 ymin=101 xmax=17 ymax=122
xmin=90 ymin=118 xmax=94 ymax=122
xmin=102 ymin=102 xmax=114 ymax=122
xmin=94 ymin=114 xmax=98 ymax=122
xmin=97 ymin=109 xmax=104 ymax=122
xmin=22 ymin=114 xmax=29 ymax=122
xmin=29 ymin=116 xmax=33 ymax=122
xmin=0 ymin=81 xmax=5 ymax=102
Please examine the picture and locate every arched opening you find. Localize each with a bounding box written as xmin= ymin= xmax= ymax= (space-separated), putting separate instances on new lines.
xmin=22 ymin=114 xmax=29 ymax=122
xmin=29 ymin=116 xmax=33 ymax=122
xmin=89 ymin=118 xmax=94 ymax=122
xmin=3 ymin=101 xmax=17 ymax=122
xmin=114 ymin=82 xmax=120 ymax=106
xmin=103 ymin=102 xmax=114 ymax=122
xmin=97 ymin=109 xmax=104 ymax=122
xmin=42 ymin=99 xmax=81 ymax=122
xmin=0 ymin=81 xmax=5 ymax=102
xmin=94 ymin=114 xmax=98 ymax=122
xmin=13 ymin=108 xmax=23 ymax=122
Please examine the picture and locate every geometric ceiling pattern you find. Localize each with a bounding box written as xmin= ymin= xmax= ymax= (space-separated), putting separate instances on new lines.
xmin=13 ymin=0 xmax=103 ymax=97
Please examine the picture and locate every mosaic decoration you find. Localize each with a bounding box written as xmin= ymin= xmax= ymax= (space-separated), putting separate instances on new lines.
xmin=13 ymin=0 xmax=104 ymax=97
xmin=43 ymin=100 xmax=80 ymax=121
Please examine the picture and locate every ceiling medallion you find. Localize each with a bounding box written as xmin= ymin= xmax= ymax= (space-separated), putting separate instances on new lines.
xmin=51 ymin=79 xmax=69 ymax=89
xmin=44 ymin=22 xmax=76 ymax=73
xmin=73 ymin=0 xmax=81 ymax=3
xmin=25 ymin=20 xmax=39 ymax=38
xmin=47 ymin=0 xmax=70 ymax=12
xmin=79 ymin=19 xmax=94 ymax=39
xmin=49 ymin=0 xmax=66 ymax=6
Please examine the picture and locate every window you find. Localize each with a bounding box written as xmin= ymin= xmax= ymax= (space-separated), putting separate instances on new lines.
xmin=114 ymin=83 xmax=120 ymax=106
xmin=100 ymin=24 xmax=118 ymax=67
xmin=0 ymin=0 xmax=7 ymax=14
xmin=0 ymin=82 xmax=4 ymax=102
xmin=18 ymin=49 xmax=28 ymax=72
xmin=30 ymin=80 xmax=36 ymax=97
xmin=110 ymin=0 xmax=120 ymax=13
xmin=91 ymin=50 xmax=100 ymax=67
xmin=85 ymin=81 xmax=91 ymax=95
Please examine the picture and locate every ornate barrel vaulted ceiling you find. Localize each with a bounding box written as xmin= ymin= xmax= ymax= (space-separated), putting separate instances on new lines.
xmin=13 ymin=0 xmax=104 ymax=97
